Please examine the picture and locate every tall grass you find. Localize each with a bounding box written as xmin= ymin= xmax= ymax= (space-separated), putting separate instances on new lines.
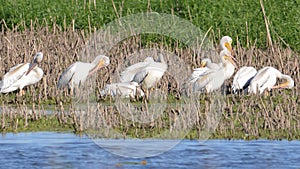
xmin=0 ymin=0 xmax=299 ymax=51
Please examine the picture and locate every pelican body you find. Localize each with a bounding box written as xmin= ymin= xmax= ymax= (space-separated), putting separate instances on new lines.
xmin=232 ymin=66 xmax=257 ymax=93
xmin=100 ymin=82 xmax=144 ymax=98
xmin=57 ymin=55 xmax=110 ymax=91
xmin=189 ymin=58 xmax=219 ymax=83
xmin=0 ymin=52 xmax=44 ymax=95
xmin=190 ymin=50 xmax=236 ymax=93
xmin=249 ymin=66 xmax=294 ymax=94
xmin=120 ymin=54 xmax=167 ymax=89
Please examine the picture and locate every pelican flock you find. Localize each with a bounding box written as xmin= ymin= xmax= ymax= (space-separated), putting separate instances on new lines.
xmin=0 ymin=35 xmax=294 ymax=98
xmin=98 ymin=53 xmax=168 ymax=99
xmin=0 ymin=52 xmax=44 ymax=96
xmin=57 ymin=55 xmax=110 ymax=93
xmin=189 ymin=36 xmax=237 ymax=93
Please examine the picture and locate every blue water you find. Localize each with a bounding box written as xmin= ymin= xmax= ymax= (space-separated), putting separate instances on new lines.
xmin=0 ymin=132 xmax=299 ymax=169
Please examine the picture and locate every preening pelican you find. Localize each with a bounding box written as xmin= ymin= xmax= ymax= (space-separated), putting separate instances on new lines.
xmin=57 ymin=55 xmax=110 ymax=91
xmin=232 ymin=66 xmax=257 ymax=93
xmin=249 ymin=66 xmax=294 ymax=94
xmin=120 ymin=54 xmax=167 ymax=89
xmin=189 ymin=58 xmax=219 ymax=83
xmin=100 ymin=82 xmax=144 ymax=98
xmin=0 ymin=52 xmax=44 ymax=95
xmin=190 ymin=50 xmax=237 ymax=93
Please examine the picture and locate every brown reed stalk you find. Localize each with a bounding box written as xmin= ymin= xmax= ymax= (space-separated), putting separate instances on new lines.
xmin=260 ymin=0 xmax=274 ymax=53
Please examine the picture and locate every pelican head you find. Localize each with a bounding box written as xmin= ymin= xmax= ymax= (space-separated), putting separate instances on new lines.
xmin=144 ymin=57 xmax=155 ymax=63
xmin=34 ymin=52 xmax=44 ymax=63
xmin=220 ymin=50 xmax=237 ymax=68
xmin=26 ymin=52 xmax=43 ymax=75
xmin=200 ymin=58 xmax=212 ymax=68
xmin=88 ymin=55 xmax=110 ymax=75
xmin=220 ymin=36 xmax=233 ymax=53
xmin=272 ymin=75 xmax=294 ymax=89
xmin=157 ymin=53 xmax=165 ymax=63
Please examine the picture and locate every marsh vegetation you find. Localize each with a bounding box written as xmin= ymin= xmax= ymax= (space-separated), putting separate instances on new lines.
xmin=0 ymin=0 xmax=299 ymax=140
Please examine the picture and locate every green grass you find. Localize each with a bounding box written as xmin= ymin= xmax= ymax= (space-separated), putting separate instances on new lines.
xmin=0 ymin=0 xmax=299 ymax=51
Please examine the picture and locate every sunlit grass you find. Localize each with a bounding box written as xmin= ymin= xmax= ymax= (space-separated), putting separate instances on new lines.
xmin=0 ymin=0 xmax=299 ymax=51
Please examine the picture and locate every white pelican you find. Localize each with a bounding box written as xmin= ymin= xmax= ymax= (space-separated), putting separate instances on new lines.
xmin=220 ymin=36 xmax=233 ymax=54
xmin=249 ymin=66 xmax=294 ymax=94
xmin=57 ymin=55 xmax=110 ymax=92
xmin=120 ymin=57 xmax=155 ymax=83
xmin=100 ymin=82 xmax=144 ymax=98
xmin=232 ymin=66 xmax=257 ymax=93
xmin=189 ymin=58 xmax=219 ymax=83
xmin=0 ymin=52 xmax=44 ymax=95
xmin=190 ymin=50 xmax=237 ymax=93
xmin=120 ymin=54 xmax=167 ymax=89
xmin=220 ymin=36 xmax=236 ymax=79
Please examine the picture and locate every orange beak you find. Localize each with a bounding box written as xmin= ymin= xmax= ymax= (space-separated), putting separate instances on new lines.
xmin=225 ymin=41 xmax=235 ymax=57
xmin=272 ymin=81 xmax=290 ymax=89
xmin=225 ymin=55 xmax=237 ymax=68
xmin=88 ymin=60 xmax=105 ymax=76
xmin=225 ymin=42 xmax=232 ymax=53
xmin=200 ymin=62 xmax=207 ymax=68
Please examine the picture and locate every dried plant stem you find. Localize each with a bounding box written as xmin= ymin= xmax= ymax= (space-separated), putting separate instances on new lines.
xmin=260 ymin=0 xmax=274 ymax=53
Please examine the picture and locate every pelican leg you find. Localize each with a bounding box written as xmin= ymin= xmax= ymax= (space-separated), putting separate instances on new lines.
xmin=18 ymin=89 xmax=25 ymax=96
xmin=145 ymin=88 xmax=149 ymax=101
xmin=140 ymin=87 xmax=149 ymax=101
xmin=263 ymin=89 xmax=270 ymax=97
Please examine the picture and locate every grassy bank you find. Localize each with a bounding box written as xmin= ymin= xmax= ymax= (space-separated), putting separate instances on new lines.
xmin=0 ymin=0 xmax=299 ymax=51
xmin=0 ymin=1 xmax=299 ymax=139
xmin=1 ymin=93 xmax=299 ymax=140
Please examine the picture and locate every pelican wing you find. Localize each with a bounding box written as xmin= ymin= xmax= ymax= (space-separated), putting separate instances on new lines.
xmin=249 ymin=67 xmax=272 ymax=93
xmin=132 ymin=68 xmax=149 ymax=84
xmin=232 ymin=66 xmax=257 ymax=92
xmin=6 ymin=63 xmax=24 ymax=72
xmin=57 ymin=63 xmax=77 ymax=89
xmin=190 ymin=67 xmax=210 ymax=83
xmin=193 ymin=73 xmax=212 ymax=91
xmin=120 ymin=62 xmax=150 ymax=82
xmin=120 ymin=57 xmax=155 ymax=82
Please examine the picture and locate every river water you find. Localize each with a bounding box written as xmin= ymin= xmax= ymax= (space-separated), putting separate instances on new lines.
xmin=0 ymin=132 xmax=299 ymax=169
